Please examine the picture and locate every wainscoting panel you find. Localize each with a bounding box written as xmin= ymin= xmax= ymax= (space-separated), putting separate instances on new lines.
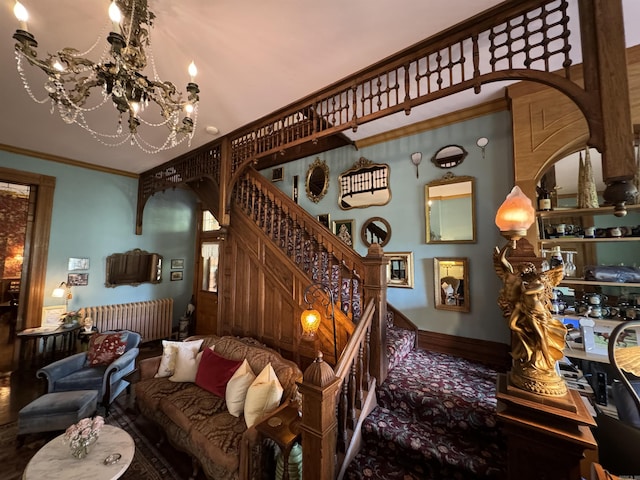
xmin=418 ymin=330 xmax=510 ymax=371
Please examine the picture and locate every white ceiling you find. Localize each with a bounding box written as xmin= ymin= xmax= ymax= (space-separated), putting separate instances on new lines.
xmin=1 ymin=0 xmax=640 ymax=175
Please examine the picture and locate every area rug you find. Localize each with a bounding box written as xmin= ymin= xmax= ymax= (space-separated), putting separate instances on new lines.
xmin=0 ymin=398 xmax=192 ymax=480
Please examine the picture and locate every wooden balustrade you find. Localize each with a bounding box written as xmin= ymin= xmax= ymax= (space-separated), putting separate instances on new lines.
xmin=233 ymin=168 xmax=365 ymax=322
xmin=299 ymin=299 xmax=378 ymax=480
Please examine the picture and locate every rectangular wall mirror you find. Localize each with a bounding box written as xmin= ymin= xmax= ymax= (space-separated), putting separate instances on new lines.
xmin=425 ymin=173 xmax=475 ymax=243
xmin=106 ymin=249 xmax=163 ymax=288
xmin=434 ymin=257 xmax=470 ymax=312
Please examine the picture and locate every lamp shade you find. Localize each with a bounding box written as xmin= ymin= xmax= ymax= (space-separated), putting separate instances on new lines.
xmin=300 ymin=308 xmax=322 ymax=337
xmin=52 ymin=287 xmax=65 ymax=298
xmin=495 ymin=186 xmax=535 ymax=233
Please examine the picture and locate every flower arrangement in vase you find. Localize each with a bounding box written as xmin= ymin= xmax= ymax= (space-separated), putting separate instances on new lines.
xmin=64 ymin=416 xmax=104 ymax=459
xmin=60 ymin=311 xmax=81 ymax=328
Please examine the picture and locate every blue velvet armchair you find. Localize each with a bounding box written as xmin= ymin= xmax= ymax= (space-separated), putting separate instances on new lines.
xmin=37 ymin=330 xmax=141 ymax=413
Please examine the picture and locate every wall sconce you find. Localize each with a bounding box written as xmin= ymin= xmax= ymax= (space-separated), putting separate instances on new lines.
xmin=300 ymin=282 xmax=338 ymax=361
xmin=410 ymin=152 xmax=422 ymax=178
xmin=52 ymin=281 xmax=72 ymax=310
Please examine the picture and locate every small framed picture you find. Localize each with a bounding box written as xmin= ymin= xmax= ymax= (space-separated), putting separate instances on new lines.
xmin=317 ymin=213 xmax=330 ymax=229
xmin=385 ymin=252 xmax=414 ymax=288
xmin=68 ymin=257 xmax=89 ymax=271
xmin=42 ymin=305 xmax=66 ymax=328
xmin=171 ymin=259 xmax=184 ymax=269
xmin=171 ymin=271 xmax=183 ymax=281
xmin=272 ymin=167 xmax=284 ymax=182
xmin=67 ymin=273 xmax=89 ymax=286
xmin=333 ymin=219 xmax=355 ymax=247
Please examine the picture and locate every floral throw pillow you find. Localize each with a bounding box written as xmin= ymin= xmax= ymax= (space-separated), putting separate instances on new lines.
xmin=86 ymin=332 xmax=129 ymax=366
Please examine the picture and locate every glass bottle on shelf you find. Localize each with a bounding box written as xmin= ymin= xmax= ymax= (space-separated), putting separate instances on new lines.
xmin=536 ymin=181 xmax=552 ymax=211
xmin=549 ymin=246 xmax=564 ymax=273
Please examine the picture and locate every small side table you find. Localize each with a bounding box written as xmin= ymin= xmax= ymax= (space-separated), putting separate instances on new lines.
xmin=78 ymin=327 xmax=98 ymax=351
xmin=255 ymin=403 xmax=301 ymax=480
xmin=122 ymin=368 xmax=141 ymax=413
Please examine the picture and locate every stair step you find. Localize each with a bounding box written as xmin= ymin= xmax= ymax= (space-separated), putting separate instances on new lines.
xmin=387 ymin=326 xmax=416 ymax=371
xmin=357 ymin=407 xmax=505 ymax=478
xmin=379 ymin=349 xmax=499 ymax=432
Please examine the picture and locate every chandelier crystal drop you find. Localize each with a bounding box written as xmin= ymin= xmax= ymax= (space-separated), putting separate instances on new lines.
xmin=12 ymin=0 xmax=200 ymax=153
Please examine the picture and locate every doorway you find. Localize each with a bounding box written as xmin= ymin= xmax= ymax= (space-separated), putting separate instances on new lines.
xmin=195 ymin=210 xmax=222 ymax=336
xmin=0 ymin=182 xmax=31 ymax=373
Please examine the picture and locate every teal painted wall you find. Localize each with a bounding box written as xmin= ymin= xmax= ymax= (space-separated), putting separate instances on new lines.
xmin=0 ymin=151 xmax=198 ymax=327
xmin=263 ymin=111 xmax=514 ymax=344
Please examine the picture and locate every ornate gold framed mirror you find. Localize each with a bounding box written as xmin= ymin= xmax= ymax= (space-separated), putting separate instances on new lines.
xmin=425 ymin=173 xmax=476 ymax=243
xmin=434 ymin=257 xmax=470 ymax=312
xmin=305 ymin=158 xmax=329 ymax=203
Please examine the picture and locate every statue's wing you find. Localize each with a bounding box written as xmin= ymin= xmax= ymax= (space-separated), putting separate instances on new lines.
xmin=543 ymin=265 xmax=565 ymax=287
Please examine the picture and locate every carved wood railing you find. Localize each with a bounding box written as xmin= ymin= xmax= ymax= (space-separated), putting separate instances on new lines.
xmin=233 ymin=168 xmax=365 ymax=323
xmin=333 ymin=299 xmax=377 ymax=479
xmin=137 ymin=0 xmax=636 ymax=234
xmin=297 ymin=298 xmax=378 ymax=480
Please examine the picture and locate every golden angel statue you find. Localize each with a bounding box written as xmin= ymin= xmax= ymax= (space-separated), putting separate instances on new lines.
xmin=494 ymin=243 xmax=568 ymax=396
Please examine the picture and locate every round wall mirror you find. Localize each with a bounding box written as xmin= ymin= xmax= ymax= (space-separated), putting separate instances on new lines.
xmin=305 ymin=158 xmax=329 ymax=203
xmin=361 ymin=216 xmax=391 ymax=247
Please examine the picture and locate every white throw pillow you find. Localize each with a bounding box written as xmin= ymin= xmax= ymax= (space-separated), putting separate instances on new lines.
xmin=155 ymin=339 xmax=204 ymax=378
xmin=168 ymin=343 xmax=205 ymax=383
xmin=244 ymin=363 xmax=283 ymax=427
xmin=225 ymin=359 xmax=256 ymax=417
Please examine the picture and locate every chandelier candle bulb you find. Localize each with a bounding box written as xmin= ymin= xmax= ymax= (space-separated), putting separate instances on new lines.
xmin=108 ymin=2 xmax=122 ymax=33
xmin=13 ymin=1 xmax=29 ymax=31
xmin=188 ymin=62 xmax=198 ymax=83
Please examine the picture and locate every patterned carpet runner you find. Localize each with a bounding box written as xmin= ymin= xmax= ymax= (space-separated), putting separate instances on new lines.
xmin=346 ymin=331 xmax=506 ymax=479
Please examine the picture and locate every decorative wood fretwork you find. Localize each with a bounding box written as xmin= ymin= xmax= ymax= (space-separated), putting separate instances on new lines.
xmin=137 ymin=0 xmax=635 ymax=234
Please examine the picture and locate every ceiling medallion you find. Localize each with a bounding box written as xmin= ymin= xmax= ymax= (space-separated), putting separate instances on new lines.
xmin=12 ymin=0 xmax=200 ymax=153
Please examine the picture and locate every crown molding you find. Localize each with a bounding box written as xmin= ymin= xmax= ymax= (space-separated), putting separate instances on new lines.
xmin=0 ymin=143 xmax=138 ymax=179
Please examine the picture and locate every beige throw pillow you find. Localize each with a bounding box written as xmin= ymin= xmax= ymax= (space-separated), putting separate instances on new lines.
xmin=169 ymin=346 xmax=204 ymax=383
xmin=155 ymin=339 xmax=204 ymax=378
xmin=225 ymin=359 xmax=256 ymax=417
xmin=244 ymin=363 xmax=283 ymax=427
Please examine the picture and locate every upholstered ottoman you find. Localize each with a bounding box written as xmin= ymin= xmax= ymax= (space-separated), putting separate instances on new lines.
xmin=17 ymin=389 xmax=99 ymax=438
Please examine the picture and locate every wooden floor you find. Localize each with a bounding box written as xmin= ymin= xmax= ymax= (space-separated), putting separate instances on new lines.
xmin=0 ymin=341 xmax=163 ymax=426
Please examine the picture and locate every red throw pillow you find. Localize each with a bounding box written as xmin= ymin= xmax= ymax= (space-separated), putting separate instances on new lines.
xmin=195 ymin=348 xmax=242 ymax=398
xmin=86 ymin=332 xmax=129 ymax=366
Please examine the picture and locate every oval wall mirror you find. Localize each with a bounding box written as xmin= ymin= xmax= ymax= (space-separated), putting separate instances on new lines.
xmin=431 ymin=145 xmax=468 ymax=169
xmin=361 ymin=216 xmax=391 ymax=247
xmin=425 ymin=173 xmax=476 ymax=243
xmin=305 ymin=158 xmax=329 ymax=203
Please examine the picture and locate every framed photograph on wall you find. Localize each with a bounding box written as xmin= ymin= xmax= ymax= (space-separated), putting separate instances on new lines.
xmin=271 ymin=167 xmax=284 ymax=182
xmin=333 ymin=219 xmax=354 ymax=247
xmin=68 ymin=257 xmax=89 ymax=271
xmin=67 ymin=273 xmax=89 ymax=286
xmin=42 ymin=305 xmax=65 ymax=328
xmin=317 ymin=213 xmax=330 ymax=229
xmin=171 ymin=259 xmax=184 ymax=269
xmin=171 ymin=271 xmax=184 ymax=281
xmin=384 ymin=252 xmax=414 ymax=288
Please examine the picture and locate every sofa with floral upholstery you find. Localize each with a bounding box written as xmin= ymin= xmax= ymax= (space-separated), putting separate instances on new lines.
xmin=135 ymin=335 xmax=303 ymax=480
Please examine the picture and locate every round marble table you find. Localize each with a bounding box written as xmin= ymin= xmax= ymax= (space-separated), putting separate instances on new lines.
xmin=23 ymin=425 xmax=135 ymax=480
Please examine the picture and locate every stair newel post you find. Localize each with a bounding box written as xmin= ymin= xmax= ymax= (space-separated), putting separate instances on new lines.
xmin=362 ymin=244 xmax=389 ymax=384
xmin=297 ymin=352 xmax=342 ymax=480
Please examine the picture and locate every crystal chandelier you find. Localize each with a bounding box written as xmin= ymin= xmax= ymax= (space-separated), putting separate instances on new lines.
xmin=11 ymin=0 xmax=200 ymax=153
